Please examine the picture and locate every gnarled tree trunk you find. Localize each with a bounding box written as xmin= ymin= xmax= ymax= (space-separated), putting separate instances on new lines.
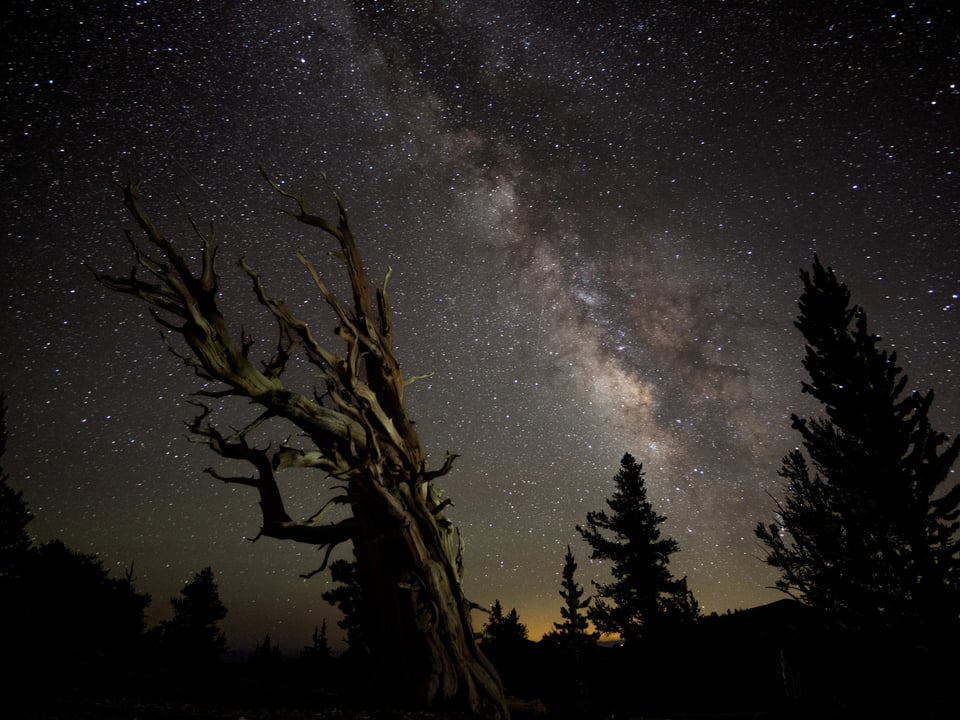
xmin=93 ymin=170 xmax=509 ymax=719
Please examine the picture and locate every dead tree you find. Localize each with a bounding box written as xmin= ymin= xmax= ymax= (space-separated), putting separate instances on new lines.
xmin=93 ymin=170 xmax=509 ymax=719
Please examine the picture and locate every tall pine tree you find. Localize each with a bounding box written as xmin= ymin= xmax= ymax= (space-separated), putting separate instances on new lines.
xmin=543 ymin=545 xmax=598 ymax=650
xmin=756 ymin=256 xmax=960 ymax=632
xmin=578 ymin=453 xmax=697 ymax=643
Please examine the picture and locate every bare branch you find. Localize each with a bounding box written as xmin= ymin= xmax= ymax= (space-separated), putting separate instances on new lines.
xmin=405 ymin=372 xmax=433 ymax=387
xmin=98 ymin=172 xmax=510 ymax=717
xmin=192 ymin=387 xmax=241 ymax=399
xmin=301 ymin=543 xmax=343 ymax=580
xmin=423 ymin=452 xmax=460 ymax=483
xmin=258 ymin=167 xmax=345 ymax=241
xmin=431 ymin=497 xmax=454 ymax=515
xmin=304 ymin=494 xmax=351 ymax=525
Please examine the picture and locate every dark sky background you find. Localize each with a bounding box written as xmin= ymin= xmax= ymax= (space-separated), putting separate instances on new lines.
xmin=2 ymin=1 xmax=958 ymax=652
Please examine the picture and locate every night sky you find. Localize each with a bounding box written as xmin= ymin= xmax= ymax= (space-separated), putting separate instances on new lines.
xmin=2 ymin=1 xmax=959 ymax=652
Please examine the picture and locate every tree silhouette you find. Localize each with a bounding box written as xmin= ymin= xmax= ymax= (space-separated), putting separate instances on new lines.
xmin=578 ymin=453 xmax=698 ymax=642
xmin=0 ymin=394 xmax=33 ymax=585
xmin=93 ymin=174 xmax=506 ymax=716
xmin=13 ymin=540 xmax=151 ymax=658
xmin=301 ymin=620 xmax=331 ymax=664
xmin=1 ymin=419 xmax=37 ymax=654
xmin=159 ymin=566 xmax=227 ymax=664
xmin=252 ymin=633 xmax=283 ymax=666
xmin=540 ymin=547 xmax=601 ymax=716
xmin=756 ymin=257 xmax=960 ymax=631
xmin=0 ymin=396 xmax=150 ymax=661
xmin=542 ymin=545 xmax=598 ymax=650
xmin=478 ymin=601 xmax=532 ymax=702
xmin=0 ymin=467 xmax=33 ymax=656
xmin=481 ymin=600 xmax=528 ymax=649
xmin=321 ymin=556 xmax=366 ymax=655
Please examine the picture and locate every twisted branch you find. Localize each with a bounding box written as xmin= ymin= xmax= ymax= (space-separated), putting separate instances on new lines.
xmin=93 ymin=173 xmax=460 ymax=574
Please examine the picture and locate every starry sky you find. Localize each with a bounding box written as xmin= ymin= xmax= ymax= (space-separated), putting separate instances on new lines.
xmin=2 ymin=1 xmax=959 ymax=652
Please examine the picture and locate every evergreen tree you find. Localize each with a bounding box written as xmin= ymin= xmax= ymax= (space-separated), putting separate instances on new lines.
xmin=542 ymin=545 xmax=598 ymax=650
xmin=481 ymin=599 xmax=528 ymax=650
xmin=479 ymin=601 xmax=530 ymax=696
xmin=300 ymin=620 xmax=331 ymax=664
xmin=321 ymin=557 xmax=366 ymax=654
xmin=0 ymin=393 xmax=33 ymax=583
xmin=0 ymin=396 xmax=151 ymax=660
xmin=578 ymin=453 xmax=697 ymax=642
xmin=160 ymin=566 xmax=228 ymax=664
xmin=658 ymin=574 xmax=700 ymax=624
xmin=252 ymin=633 xmax=283 ymax=665
xmin=756 ymin=257 xmax=960 ymax=631
xmin=22 ymin=541 xmax=151 ymax=657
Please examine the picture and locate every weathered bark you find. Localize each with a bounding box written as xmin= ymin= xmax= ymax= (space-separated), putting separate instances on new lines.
xmin=93 ymin=171 xmax=509 ymax=718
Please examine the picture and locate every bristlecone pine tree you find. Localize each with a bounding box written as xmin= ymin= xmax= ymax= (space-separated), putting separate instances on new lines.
xmin=93 ymin=172 xmax=508 ymax=718
xmin=756 ymin=256 xmax=960 ymax=632
xmin=578 ymin=453 xmax=698 ymax=643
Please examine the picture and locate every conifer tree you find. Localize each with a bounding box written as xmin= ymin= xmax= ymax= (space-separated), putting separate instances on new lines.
xmin=0 ymin=396 xmax=151 ymax=658
xmin=5 ymin=539 xmax=150 ymax=659
xmin=160 ymin=566 xmax=228 ymax=664
xmin=0 ymin=395 xmax=34 ymax=654
xmin=543 ymin=545 xmax=598 ymax=649
xmin=321 ymin=557 xmax=366 ymax=654
xmin=481 ymin=600 xmax=528 ymax=650
xmin=578 ymin=453 xmax=697 ymax=642
xmin=756 ymin=257 xmax=960 ymax=631
xmin=252 ymin=633 xmax=283 ymax=665
xmin=0 ymin=394 xmax=33 ymax=583
xmin=301 ymin=620 xmax=331 ymax=663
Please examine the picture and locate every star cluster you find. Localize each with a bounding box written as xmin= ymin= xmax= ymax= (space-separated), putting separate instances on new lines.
xmin=1 ymin=1 xmax=958 ymax=650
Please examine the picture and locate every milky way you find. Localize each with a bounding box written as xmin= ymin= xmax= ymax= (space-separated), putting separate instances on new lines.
xmin=2 ymin=1 xmax=958 ymax=650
